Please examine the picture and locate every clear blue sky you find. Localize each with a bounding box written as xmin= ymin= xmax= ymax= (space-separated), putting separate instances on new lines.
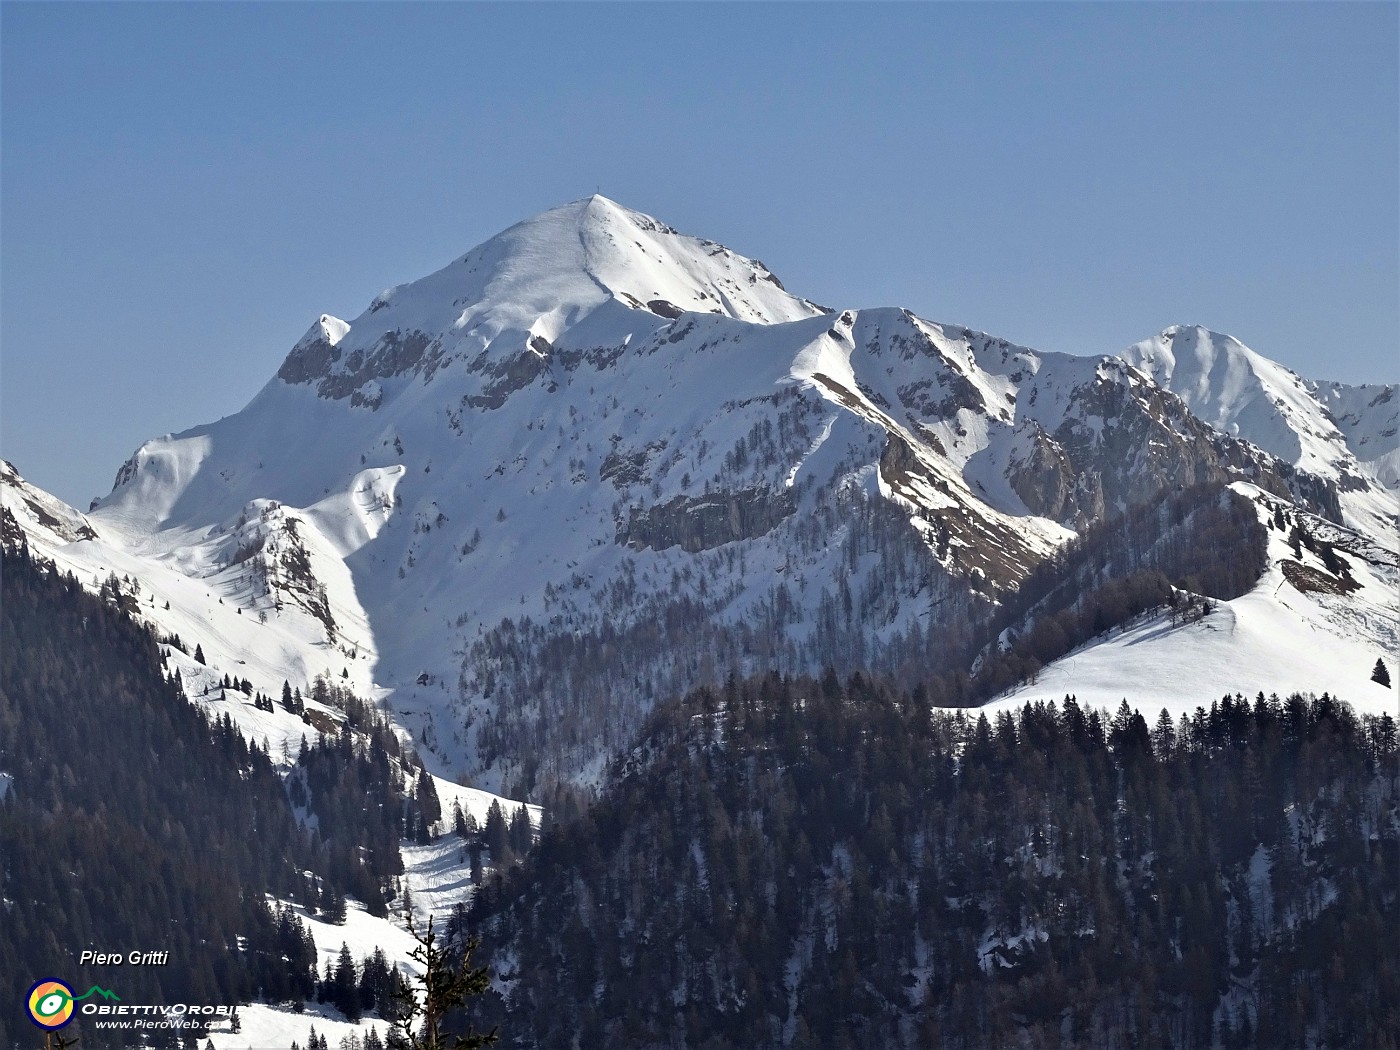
xmin=3 ymin=2 xmax=1396 ymax=507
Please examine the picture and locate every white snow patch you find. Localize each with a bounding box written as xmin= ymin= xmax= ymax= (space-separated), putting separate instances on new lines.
xmin=203 ymin=1001 xmax=388 ymax=1050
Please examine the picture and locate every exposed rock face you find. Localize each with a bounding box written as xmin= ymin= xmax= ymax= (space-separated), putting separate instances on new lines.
xmin=278 ymin=327 xmax=437 ymax=401
xmin=1008 ymin=369 xmax=1340 ymax=528
xmin=600 ymin=439 xmax=668 ymax=488
xmin=877 ymin=432 xmax=1045 ymax=589
xmin=1276 ymin=463 xmax=1344 ymax=522
xmin=277 ymin=329 xmax=341 ymax=386
xmin=887 ymin=328 xmax=990 ymax=421
xmin=877 ymin=430 xmax=925 ymax=487
xmin=317 ymin=330 xmax=436 ymax=400
xmin=466 ymin=343 xmax=551 ymax=410
xmin=111 ymin=453 xmax=141 ymax=493
xmin=1008 ymin=424 xmax=1076 ymax=523
xmin=619 ymin=488 xmax=795 ymax=553
xmin=646 ymin=299 xmax=684 ymax=320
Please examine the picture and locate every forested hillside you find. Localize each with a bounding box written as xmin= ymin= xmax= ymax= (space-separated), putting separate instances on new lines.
xmin=465 ymin=673 xmax=1399 ymax=1049
xmin=478 ymin=479 xmax=1271 ymax=799
xmin=909 ymin=483 xmax=1269 ymax=706
xmin=0 ymin=538 xmax=429 ymax=1047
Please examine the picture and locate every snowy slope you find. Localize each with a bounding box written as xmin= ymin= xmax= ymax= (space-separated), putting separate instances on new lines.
xmin=5 ymin=459 xmax=543 ymax=822
xmin=1311 ymin=378 xmax=1400 ymax=490
xmin=5 ymin=459 xmax=384 ymax=727
xmin=204 ymin=1000 xmax=390 ymax=1050
xmin=987 ymin=484 xmax=1399 ymax=719
xmin=1 ymin=458 xmax=98 ymax=546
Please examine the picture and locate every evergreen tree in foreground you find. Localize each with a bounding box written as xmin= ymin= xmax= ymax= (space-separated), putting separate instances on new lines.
xmin=388 ymin=913 xmax=498 ymax=1050
xmin=1374 ymin=658 xmax=1392 ymax=688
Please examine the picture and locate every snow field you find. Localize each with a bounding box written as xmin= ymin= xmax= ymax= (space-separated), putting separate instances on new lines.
xmin=985 ymin=485 xmax=1399 ymax=721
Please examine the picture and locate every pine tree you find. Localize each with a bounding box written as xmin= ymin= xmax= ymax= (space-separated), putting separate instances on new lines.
xmin=508 ymin=806 xmax=532 ymax=855
xmin=387 ymin=912 xmax=498 ymax=1050
xmin=416 ymin=769 xmax=442 ymax=836
xmin=1152 ymin=707 xmax=1177 ymax=757
xmin=322 ymin=882 xmax=348 ymax=925
xmin=482 ymin=800 xmax=508 ymax=859
xmin=194 ymin=643 xmax=206 ymax=665
xmin=361 ymin=946 xmax=395 ymax=1017
xmin=335 ymin=941 xmax=362 ymax=1021
xmin=1372 ymin=659 xmax=1392 ymax=688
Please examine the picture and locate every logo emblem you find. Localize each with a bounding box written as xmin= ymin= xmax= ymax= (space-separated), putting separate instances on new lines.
xmin=26 ymin=979 xmax=75 ymax=1030
xmin=25 ymin=980 xmax=120 ymax=1030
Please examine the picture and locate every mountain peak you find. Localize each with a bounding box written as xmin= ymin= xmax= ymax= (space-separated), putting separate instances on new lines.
xmin=1125 ymin=324 xmax=1272 ymax=390
xmin=459 ymin=194 xmax=813 ymax=323
xmin=578 ymin=191 xmax=636 ymax=217
xmin=295 ymin=314 xmax=350 ymax=350
xmin=1157 ymin=323 xmax=1256 ymax=356
xmin=274 ymin=197 xmax=823 ymax=400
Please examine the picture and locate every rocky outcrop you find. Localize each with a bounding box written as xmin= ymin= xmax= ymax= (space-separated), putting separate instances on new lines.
xmin=318 ymin=330 xmax=436 ymax=400
xmin=876 ymin=433 xmax=1045 ymax=589
xmin=1008 ymin=369 xmax=1341 ymax=528
xmin=279 ymin=327 xmax=437 ymax=402
xmin=646 ymin=299 xmax=685 ymax=320
xmin=1 ymin=460 xmax=99 ymax=543
xmin=466 ymin=342 xmax=551 ymax=410
xmin=600 ymin=439 xmax=668 ymax=489
xmin=277 ymin=329 xmax=341 ymax=386
xmin=618 ymin=488 xmax=795 ymax=553
xmin=1008 ymin=424 xmax=1077 ymax=522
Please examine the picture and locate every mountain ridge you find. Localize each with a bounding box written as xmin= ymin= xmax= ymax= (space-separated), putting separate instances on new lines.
xmin=5 ymin=195 xmax=1395 ymax=795
xmin=1122 ymin=323 xmax=1397 ymax=537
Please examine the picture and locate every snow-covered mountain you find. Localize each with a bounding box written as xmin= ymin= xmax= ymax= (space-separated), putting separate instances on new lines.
xmin=7 ymin=196 xmax=1397 ymax=796
xmin=1121 ymin=324 xmax=1398 ymax=537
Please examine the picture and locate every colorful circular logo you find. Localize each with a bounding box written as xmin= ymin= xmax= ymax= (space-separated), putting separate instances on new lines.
xmin=27 ymin=979 xmax=76 ymax=1030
